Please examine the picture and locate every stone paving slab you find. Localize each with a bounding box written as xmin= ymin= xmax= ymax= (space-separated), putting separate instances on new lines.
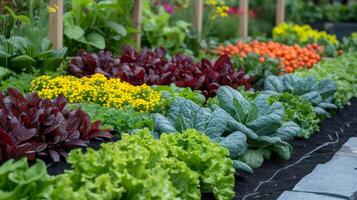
xmin=344 ymin=138 xmax=357 ymax=147
xmin=334 ymin=137 xmax=357 ymax=159
xmin=277 ymin=191 xmax=344 ymax=200
xmin=293 ymin=156 xmax=357 ymax=199
xmin=278 ymin=138 xmax=357 ymax=200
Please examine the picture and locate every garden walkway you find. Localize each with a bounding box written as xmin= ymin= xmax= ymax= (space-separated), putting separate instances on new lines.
xmin=277 ymin=137 xmax=357 ymax=200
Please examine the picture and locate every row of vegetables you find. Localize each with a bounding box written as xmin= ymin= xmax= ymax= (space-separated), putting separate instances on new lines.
xmin=1 ymin=1 xmax=357 ymax=198
xmin=0 ymin=47 xmax=356 ymax=199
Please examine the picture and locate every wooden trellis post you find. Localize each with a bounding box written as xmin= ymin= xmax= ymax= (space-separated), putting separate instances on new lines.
xmin=133 ymin=0 xmax=143 ymax=49
xmin=276 ymin=0 xmax=285 ymax=25
xmin=193 ymin=0 xmax=203 ymax=39
xmin=239 ymin=0 xmax=249 ymax=39
xmin=49 ymin=0 xmax=63 ymax=49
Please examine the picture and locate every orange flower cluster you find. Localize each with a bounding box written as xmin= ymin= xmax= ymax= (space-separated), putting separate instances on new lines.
xmin=214 ymin=41 xmax=322 ymax=73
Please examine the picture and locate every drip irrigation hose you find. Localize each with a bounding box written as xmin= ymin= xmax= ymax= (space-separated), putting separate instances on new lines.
xmin=242 ymin=126 xmax=345 ymax=200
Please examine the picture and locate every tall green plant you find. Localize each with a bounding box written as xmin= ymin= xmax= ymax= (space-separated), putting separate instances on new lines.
xmin=64 ymin=0 xmax=135 ymax=54
xmin=142 ymin=0 xmax=192 ymax=54
xmin=0 ymin=2 xmax=67 ymax=80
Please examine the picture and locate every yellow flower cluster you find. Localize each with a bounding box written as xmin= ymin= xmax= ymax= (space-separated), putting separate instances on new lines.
xmin=206 ymin=0 xmax=229 ymax=18
xmin=48 ymin=4 xmax=59 ymax=14
xmin=31 ymin=74 xmax=161 ymax=112
xmin=273 ymin=23 xmax=338 ymax=45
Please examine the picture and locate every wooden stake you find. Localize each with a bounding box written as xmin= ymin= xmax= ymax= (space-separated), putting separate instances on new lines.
xmin=194 ymin=0 xmax=203 ymax=38
xmin=133 ymin=0 xmax=143 ymax=49
xmin=276 ymin=0 xmax=285 ymax=25
xmin=239 ymin=0 xmax=249 ymax=39
xmin=49 ymin=0 xmax=63 ymax=50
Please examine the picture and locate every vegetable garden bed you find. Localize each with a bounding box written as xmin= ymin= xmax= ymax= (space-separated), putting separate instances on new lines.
xmin=206 ymin=98 xmax=357 ymax=200
xmin=1 ymin=1 xmax=357 ymax=200
xmin=44 ymin=98 xmax=357 ymax=200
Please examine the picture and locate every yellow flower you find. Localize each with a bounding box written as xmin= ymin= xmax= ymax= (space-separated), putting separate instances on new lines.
xmin=48 ymin=5 xmax=58 ymax=14
xmin=205 ymin=0 xmax=228 ymax=18
xmin=273 ymin=23 xmax=338 ymax=45
xmin=31 ymin=74 xmax=161 ymax=112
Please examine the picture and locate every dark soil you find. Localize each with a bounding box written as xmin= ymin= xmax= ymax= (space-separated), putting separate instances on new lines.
xmin=233 ymin=98 xmax=357 ymax=200
xmin=46 ymin=136 xmax=118 ymax=175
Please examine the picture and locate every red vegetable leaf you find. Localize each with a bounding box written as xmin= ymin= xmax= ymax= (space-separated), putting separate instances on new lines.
xmin=0 ymin=88 xmax=112 ymax=162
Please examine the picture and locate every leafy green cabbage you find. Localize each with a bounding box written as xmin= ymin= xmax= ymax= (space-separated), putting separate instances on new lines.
xmin=263 ymin=74 xmax=337 ymax=118
xmin=154 ymin=86 xmax=301 ymax=171
xmin=294 ymin=52 xmax=357 ymax=108
xmin=215 ymin=87 xmax=300 ymax=169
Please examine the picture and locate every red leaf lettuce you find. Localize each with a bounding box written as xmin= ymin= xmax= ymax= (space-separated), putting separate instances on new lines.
xmin=0 ymin=88 xmax=112 ymax=162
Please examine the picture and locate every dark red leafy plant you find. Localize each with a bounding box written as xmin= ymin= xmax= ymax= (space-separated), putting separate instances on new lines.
xmin=68 ymin=46 xmax=253 ymax=97
xmin=0 ymin=88 xmax=112 ymax=162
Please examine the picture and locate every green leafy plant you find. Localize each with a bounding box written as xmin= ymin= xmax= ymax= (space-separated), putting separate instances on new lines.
xmin=52 ymin=129 xmax=235 ymax=200
xmin=0 ymin=73 xmax=36 ymax=93
xmin=267 ymin=93 xmax=320 ymax=139
xmin=213 ymin=87 xmax=300 ymax=169
xmin=339 ymin=33 xmax=357 ymax=53
xmin=263 ymin=74 xmax=337 ymax=118
xmin=237 ymin=87 xmax=259 ymax=101
xmin=231 ymin=53 xmax=280 ymax=89
xmin=317 ymin=38 xmax=339 ymax=57
xmin=286 ymin=0 xmax=324 ymax=24
xmin=0 ymin=7 xmax=67 ymax=77
xmin=161 ymin=129 xmax=235 ymax=200
xmin=287 ymin=1 xmax=357 ymax=23
xmin=64 ymin=0 xmax=134 ymax=54
xmin=152 ymin=84 xmax=205 ymax=112
xmin=0 ymin=0 xmax=47 ymax=16
xmin=142 ymin=1 xmax=192 ymax=54
xmin=154 ymin=97 xmax=252 ymax=172
xmin=0 ymin=158 xmax=54 ymax=200
xmin=154 ymin=86 xmax=301 ymax=172
xmin=69 ymin=103 xmax=154 ymax=135
xmin=294 ymin=52 xmax=357 ymax=107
